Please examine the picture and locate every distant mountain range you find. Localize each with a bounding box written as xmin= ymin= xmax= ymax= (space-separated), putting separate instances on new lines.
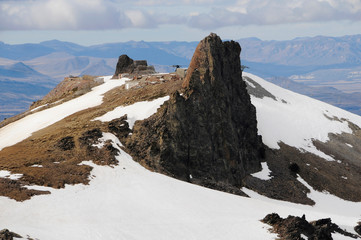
xmin=240 ymin=35 xmax=361 ymax=66
xmin=1 ymin=34 xmax=361 ymax=120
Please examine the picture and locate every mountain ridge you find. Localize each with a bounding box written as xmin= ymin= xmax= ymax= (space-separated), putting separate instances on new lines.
xmin=2 ymin=34 xmax=361 ymax=122
xmin=0 ymin=34 xmax=361 ymax=239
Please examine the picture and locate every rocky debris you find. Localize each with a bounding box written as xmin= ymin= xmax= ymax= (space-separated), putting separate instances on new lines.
xmin=107 ymin=115 xmax=131 ymax=142
xmin=245 ymin=153 xmax=315 ymax=205
xmin=126 ymin=33 xmax=264 ymax=193
xmin=313 ymin=128 xmax=361 ymax=169
xmin=113 ymin=54 xmax=155 ymax=78
xmin=79 ymin=128 xmax=118 ymax=165
xmin=56 ymin=136 xmax=75 ymax=151
xmin=245 ymin=133 xmax=361 ymax=204
xmin=262 ymin=213 xmax=360 ymax=240
xmin=0 ymin=229 xmax=22 ymax=240
xmin=79 ymin=128 xmax=103 ymax=148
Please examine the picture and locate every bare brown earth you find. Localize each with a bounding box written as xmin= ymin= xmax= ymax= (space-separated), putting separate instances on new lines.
xmin=0 ymin=73 xmax=183 ymax=201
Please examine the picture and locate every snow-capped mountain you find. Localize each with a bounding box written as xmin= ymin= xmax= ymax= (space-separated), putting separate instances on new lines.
xmin=0 ymin=34 xmax=360 ymax=240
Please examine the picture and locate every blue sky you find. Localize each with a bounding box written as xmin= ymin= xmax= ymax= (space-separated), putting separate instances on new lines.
xmin=1 ymin=0 xmax=361 ymax=45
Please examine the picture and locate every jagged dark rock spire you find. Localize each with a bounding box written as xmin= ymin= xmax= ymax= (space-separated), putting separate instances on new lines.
xmin=126 ymin=33 xmax=264 ymax=193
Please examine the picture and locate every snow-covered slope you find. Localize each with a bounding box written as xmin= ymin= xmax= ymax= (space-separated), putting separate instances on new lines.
xmin=0 ymin=76 xmax=125 ymax=151
xmin=244 ymin=72 xmax=361 ymax=161
xmin=0 ymin=73 xmax=360 ymax=239
xmin=1 ymin=132 xmax=360 ymax=240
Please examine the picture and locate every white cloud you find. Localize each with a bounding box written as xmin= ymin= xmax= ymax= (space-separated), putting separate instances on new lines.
xmin=0 ymin=0 xmax=361 ymax=31
xmin=125 ymin=10 xmax=152 ymax=28
xmin=187 ymin=0 xmax=361 ymax=29
xmin=0 ymin=0 xmax=131 ymax=30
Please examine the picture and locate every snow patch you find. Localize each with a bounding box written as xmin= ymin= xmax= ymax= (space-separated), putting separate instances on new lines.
xmin=24 ymin=185 xmax=53 ymax=191
xmin=0 ymin=170 xmax=23 ymax=180
xmin=332 ymin=232 xmax=355 ymax=240
xmin=93 ymin=132 xmax=123 ymax=149
xmin=30 ymin=100 xmax=62 ymax=112
xmin=251 ymin=162 xmax=273 ymax=180
xmin=244 ymin=78 xmax=256 ymax=88
xmin=93 ymin=96 xmax=170 ymax=129
xmin=296 ymin=175 xmax=361 ymax=216
xmin=31 ymin=164 xmax=43 ymax=168
xmin=345 ymin=143 xmax=353 ymax=148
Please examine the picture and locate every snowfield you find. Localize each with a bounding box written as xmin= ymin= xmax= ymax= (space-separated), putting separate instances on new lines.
xmin=0 ymin=74 xmax=361 ymax=239
xmin=244 ymin=72 xmax=361 ymax=161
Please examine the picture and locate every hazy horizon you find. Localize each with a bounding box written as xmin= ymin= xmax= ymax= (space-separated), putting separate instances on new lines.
xmin=1 ymin=0 xmax=360 ymax=46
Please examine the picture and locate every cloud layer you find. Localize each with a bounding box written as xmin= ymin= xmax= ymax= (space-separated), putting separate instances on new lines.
xmin=1 ymin=0 xmax=361 ymax=31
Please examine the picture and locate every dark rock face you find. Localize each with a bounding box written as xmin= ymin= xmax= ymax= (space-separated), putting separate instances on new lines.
xmin=113 ymin=54 xmax=155 ymax=77
xmin=262 ymin=213 xmax=360 ymax=240
xmin=126 ymin=33 xmax=264 ymax=192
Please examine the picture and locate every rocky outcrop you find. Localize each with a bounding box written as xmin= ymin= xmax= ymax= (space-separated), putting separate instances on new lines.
xmin=0 ymin=229 xmax=22 ymax=240
xmin=126 ymin=33 xmax=264 ymax=193
xmin=262 ymin=213 xmax=360 ymax=239
xmin=113 ymin=55 xmax=155 ymax=78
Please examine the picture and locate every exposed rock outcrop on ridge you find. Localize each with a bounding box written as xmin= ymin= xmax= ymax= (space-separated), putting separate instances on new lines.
xmin=126 ymin=33 xmax=265 ymax=193
xmin=113 ymin=54 xmax=155 ymax=78
xmin=262 ymin=213 xmax=360 ymax=240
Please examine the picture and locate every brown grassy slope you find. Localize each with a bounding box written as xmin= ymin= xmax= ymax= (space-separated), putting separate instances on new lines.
xmin=0 ymin=75 xmax=183 ymax=201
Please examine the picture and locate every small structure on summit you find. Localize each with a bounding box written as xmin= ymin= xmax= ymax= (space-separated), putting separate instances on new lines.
xmin=113 ymin=54 xmax=155 ymax=78
xmin=175 ymin=68 xmax=187 ymax=78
